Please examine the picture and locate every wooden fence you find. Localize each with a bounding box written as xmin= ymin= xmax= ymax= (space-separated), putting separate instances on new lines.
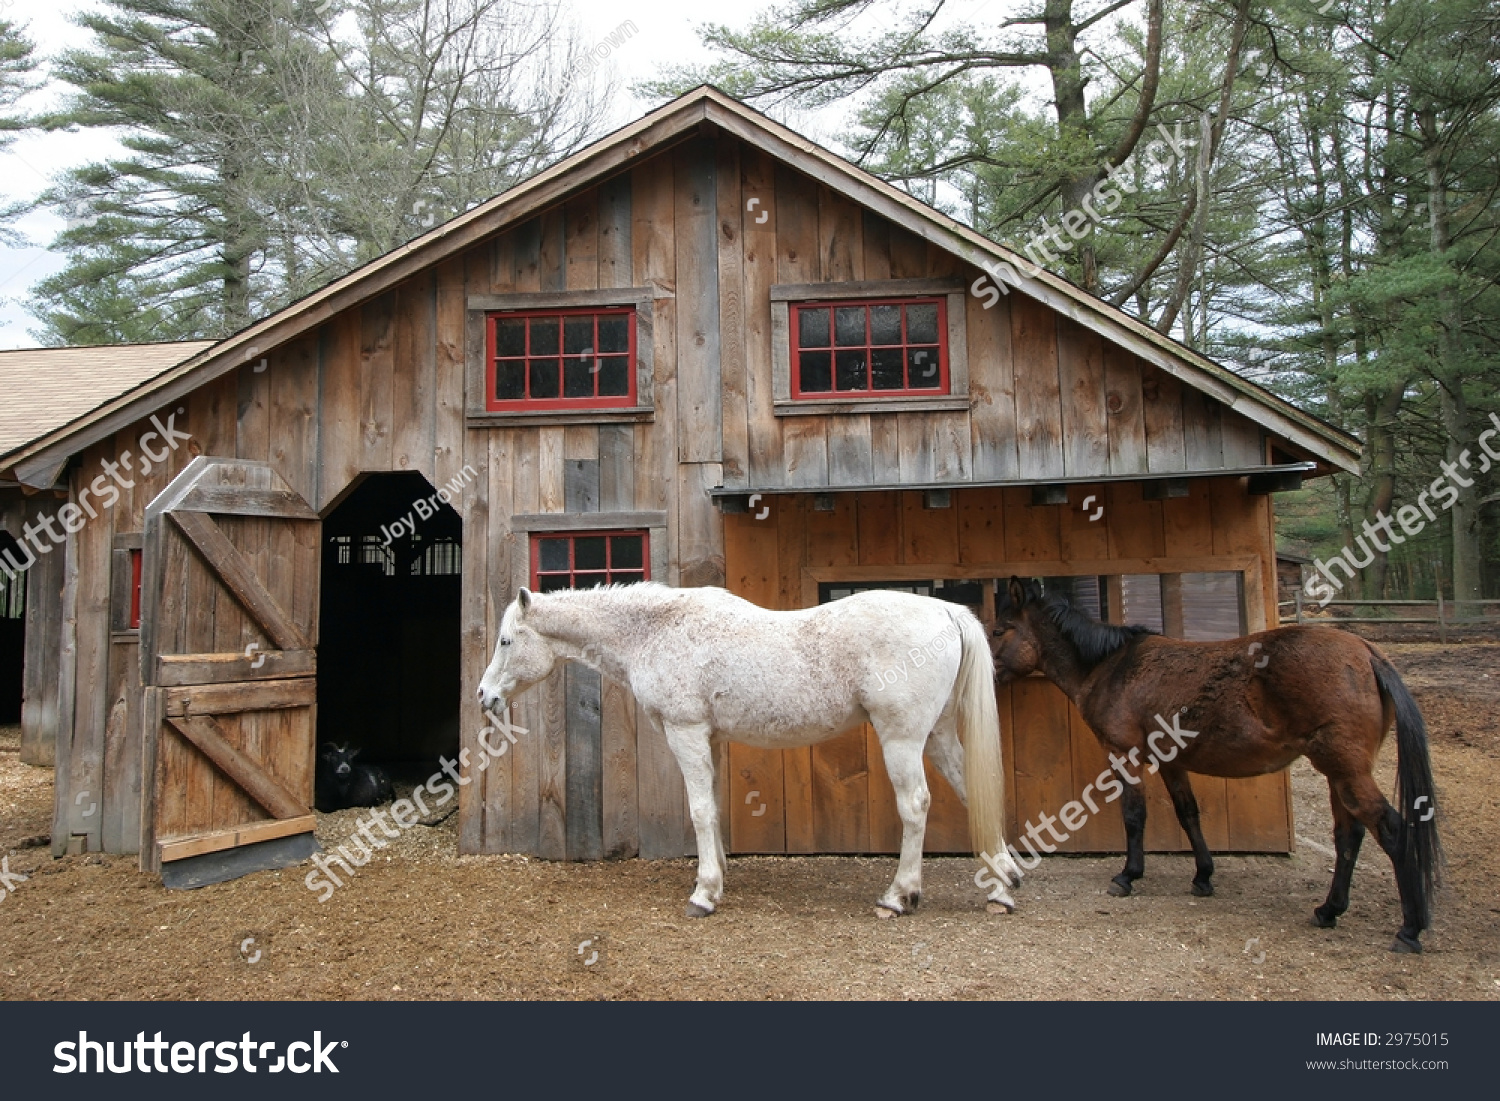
xmin=1279 ymin=595 xmax=1500 ymax=643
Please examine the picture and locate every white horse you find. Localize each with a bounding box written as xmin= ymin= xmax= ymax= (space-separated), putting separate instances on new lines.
xmin=476 ymin=583 xmax=1023 ymax=917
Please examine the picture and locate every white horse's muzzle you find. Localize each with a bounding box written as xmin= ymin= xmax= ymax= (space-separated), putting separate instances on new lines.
xmin=477 ymin=686 xmax=506 ymax=718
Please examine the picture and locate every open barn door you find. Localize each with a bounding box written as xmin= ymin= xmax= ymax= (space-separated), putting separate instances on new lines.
xmin=138 ymin=457 xmax=321 ymax=887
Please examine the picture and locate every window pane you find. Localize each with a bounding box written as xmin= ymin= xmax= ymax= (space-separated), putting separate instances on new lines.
xmin=539 ymin=538 xmax=571 ymax=572
xmin=574 ymin=571 xmax=608 ymax=589
xmin=574 ymin=536 xmax=607 ymax=571
xmin=496 ymin=319 xmax=526 ymax=357
xmin=598 ymin=314 xmax=629 ymax=353
xmin=529 ymin=317 xmax=560 ymax=355
xmin=494 ymin=359 xmax=526 ymax=400
xmin=799 ymin=350 xmax=832 ymax=392
xmin=529 ymin=358 xmax=560 ymax=399
xmin=907 ymin=347 xmax=941 ymax=387
xmin=835 ymin=350 xmax=868 ymax=391
xmin=564 ymin=316 xmax=594 ymax=355
xmin=612 ymin=571 xmax=645 ymax=586
xmin=906 ymin=302 xmax=939 ymax=344
xmin=870 ymin=304 xmax=902 ymax=344
xmin=798 ymin=307 xmax=830 ymax=348
xmin=596 ymin=356 xmax=630 ymax=397
xmin=1044 ymin=575 xmax=1103 ymax=621
xmin=1180 ymin=572 xmax=1245 ymax=640
xmin=871 ymin=348 xmax=904 ymax=390
xmin=1121 ymin=574 xmax=1165 ymax=632
xmin=834 ymin=306 xmax=866 ymax=346
xmin=611 ymin=536 xmax=644 ymax=569
xmin=538 ymin=575 xmax=572 ymax=593
xmin=563 ymin=357 xmax=595 ymax=398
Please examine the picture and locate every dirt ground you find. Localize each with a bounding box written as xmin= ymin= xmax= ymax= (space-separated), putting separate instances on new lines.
xmin=1 ymin=641 xmax=1497 ymax=1001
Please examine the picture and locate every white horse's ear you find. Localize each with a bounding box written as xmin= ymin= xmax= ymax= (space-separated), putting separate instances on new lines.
xmin=517 ymin=587 xmax=533 ymax=615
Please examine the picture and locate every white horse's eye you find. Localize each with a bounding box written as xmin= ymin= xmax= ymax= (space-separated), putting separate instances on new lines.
xmin=501 ymin=638 xmax=511 ymax=647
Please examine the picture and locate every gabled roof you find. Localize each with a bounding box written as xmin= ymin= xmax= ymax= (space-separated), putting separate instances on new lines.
xmin=0 ymin=341 xmax=213 ymax=479
xmin=0 ymin=86 xmax=1361 ymax=487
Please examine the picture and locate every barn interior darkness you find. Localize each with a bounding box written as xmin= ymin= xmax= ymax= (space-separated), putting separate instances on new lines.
xmin=0 ymin=533 xmax=24 ymax=724
xmin=318 ymin=472 xmax=462 ymax=780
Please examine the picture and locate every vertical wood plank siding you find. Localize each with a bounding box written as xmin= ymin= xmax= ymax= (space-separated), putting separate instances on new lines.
xmin=52 ymin=133 xmax=1287 ymax=861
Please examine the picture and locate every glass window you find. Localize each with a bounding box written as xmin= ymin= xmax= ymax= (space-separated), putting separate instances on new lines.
xmin=530 ymin=531 xmax=650 ymax=591
xmin=488 ymin=308 xmax=636 ymax=410
xmin=791 ymin=297 xmax=949 ymax=397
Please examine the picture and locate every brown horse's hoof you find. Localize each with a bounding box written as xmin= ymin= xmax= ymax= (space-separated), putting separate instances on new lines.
xmin=1311 ymin=907 xmax=1338 ymax=929
xmin=1191 ymin=881 xmax=1214 ymax=897
xmin=684 ymin=902 xmax=714 ymax=918
xmin=1391 ymin=933 xmax=1423 ymax=954
xmin=1107 ymin=879 xmax=1133 ymax=898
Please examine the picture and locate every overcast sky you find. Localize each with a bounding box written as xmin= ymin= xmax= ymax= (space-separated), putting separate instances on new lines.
xmin=0 ymin=0 xmax=1015 ymax=349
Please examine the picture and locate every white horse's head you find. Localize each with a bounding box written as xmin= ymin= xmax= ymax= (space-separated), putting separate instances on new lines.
xmin=477 ymin=588 xmax=559 ymax=718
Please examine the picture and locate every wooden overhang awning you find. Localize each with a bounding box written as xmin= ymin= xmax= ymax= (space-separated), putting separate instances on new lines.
xmin=710 ymin=461 xmax=1318 ymax=510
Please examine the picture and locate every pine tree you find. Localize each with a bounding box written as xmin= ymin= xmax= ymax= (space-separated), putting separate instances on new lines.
xmin=0 ymin=14 xmax=38 ymax=244
xmin=30 ymin=0 xmax=607 ymax=344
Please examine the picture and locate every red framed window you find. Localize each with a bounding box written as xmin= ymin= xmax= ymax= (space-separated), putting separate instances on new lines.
xmin=791 ymin=297 xmax=948 ymax=397
xmin=129 ymin=548 xmax=143 ymax=630
xmin=487 ymin=307 xmax=636 ymax=410
xmin=530 ymin=531 xmax=649 ymax=592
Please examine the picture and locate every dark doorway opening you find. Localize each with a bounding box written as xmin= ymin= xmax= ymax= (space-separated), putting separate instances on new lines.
xmin=318 ymin=473 xmax=462 ymax=782
xmin=0 ymin=533 xmax=25 ymax=725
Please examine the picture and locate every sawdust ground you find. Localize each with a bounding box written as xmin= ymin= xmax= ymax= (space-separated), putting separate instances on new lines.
xmin=0 ymin=642 xmax=1496 ymax=1001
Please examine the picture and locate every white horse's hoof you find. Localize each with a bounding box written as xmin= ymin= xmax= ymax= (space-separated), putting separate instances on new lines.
xmin=684 ymin=901 xmax=714 ymax=918
xmin=986 ymin=900 xmax=1015 ymax=915
xmin=875 ymin=905 xmax=899 ymax=919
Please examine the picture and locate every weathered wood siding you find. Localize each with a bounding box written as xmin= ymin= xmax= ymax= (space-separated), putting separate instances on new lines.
xmin=50 ymin=131 xmax=1290 ymax=859
xmin=711 ymin=134 xmax=1267 ymax=491
xmin=721 ymin=480 xmax=1291 ymax=854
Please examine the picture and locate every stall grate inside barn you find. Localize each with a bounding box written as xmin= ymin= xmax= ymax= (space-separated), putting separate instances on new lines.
xmin=318 ymin=472 xmax=463 ymax=785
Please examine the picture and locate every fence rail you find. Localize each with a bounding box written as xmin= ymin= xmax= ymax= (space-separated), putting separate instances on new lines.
xmin=1278 ymin=594 xmax=1500 ymax=642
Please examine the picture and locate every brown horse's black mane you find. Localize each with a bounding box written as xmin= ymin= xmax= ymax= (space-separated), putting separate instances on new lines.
xmin=1042 ymin=594 xmax=1156 ymax=670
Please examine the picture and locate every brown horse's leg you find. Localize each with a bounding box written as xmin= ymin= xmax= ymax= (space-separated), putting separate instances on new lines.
xmin=1312 ymin=790 xmax=1366 ymax=929
xmin=1108 ymin=782 xmax=1148 ymax=897
xmin=1160 ymin=766 xmax=1215 ymax=896
xmin=1329 ymin=772 xmax=1426 ymax=953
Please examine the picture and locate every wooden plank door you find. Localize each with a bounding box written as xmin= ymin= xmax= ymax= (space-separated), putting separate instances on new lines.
xmin=138 ymin=457 xmax=322 ymax=887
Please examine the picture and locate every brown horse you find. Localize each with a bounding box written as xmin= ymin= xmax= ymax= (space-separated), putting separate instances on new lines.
xmin=991 ymin=578 xmax=1442 ymax=953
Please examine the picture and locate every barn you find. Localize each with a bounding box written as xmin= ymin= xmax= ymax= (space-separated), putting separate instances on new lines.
xmin=0 ymin=87 xmax=1361 ymax=884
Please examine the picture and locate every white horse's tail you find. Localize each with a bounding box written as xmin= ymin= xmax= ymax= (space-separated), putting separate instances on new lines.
xmin=951 ymin=609 xmax=1007 ymax=862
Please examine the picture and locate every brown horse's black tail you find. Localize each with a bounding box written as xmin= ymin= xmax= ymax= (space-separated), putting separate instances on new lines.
xmin=1369 ymin=651 xmax=1443 ymax=929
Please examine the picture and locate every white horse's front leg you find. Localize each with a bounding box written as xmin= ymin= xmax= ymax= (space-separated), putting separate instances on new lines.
xmin=663 ymin=721 xmax=725 ymax=917
xmin=875 ymin=737 xmax=930 ymax=916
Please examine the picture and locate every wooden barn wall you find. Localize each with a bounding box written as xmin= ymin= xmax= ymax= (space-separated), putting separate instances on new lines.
xmin=710 ymin=134 xmax=1267 ymax=490
xmin=50 ymin=129 xmax=1287 ymax=860
xmin=721 ymin=480 xmax=1292 ymax=855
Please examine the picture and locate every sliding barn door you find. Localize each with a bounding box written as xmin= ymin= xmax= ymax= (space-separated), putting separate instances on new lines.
xmin=138 ymin=457 xmax=322 ymax=887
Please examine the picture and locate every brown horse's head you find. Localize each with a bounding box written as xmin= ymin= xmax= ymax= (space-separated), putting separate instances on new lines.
xmin=992 ymin=576 xmax=1046 ymax=683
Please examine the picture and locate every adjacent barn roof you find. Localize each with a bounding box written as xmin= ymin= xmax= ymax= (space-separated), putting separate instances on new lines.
xmin=0 ymin=341 xmax=213 ymax=479
xmin=0 ymin=86 xmax=1361 ymax=487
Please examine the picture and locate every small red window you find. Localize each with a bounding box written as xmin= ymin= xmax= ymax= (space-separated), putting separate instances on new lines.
xmin=487 ymin=307 xmax=636 ymax=410
xmin=129 ymin=548 xmax=143 ymax=630
xmin=530 ymin=531 xmax=649 ymax=592
xmin=791 ymin=297 xmax=948 ymax=397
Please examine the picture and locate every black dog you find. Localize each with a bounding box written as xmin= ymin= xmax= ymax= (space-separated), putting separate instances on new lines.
xmin=315 ymin=743 xmax=393 ymax=812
